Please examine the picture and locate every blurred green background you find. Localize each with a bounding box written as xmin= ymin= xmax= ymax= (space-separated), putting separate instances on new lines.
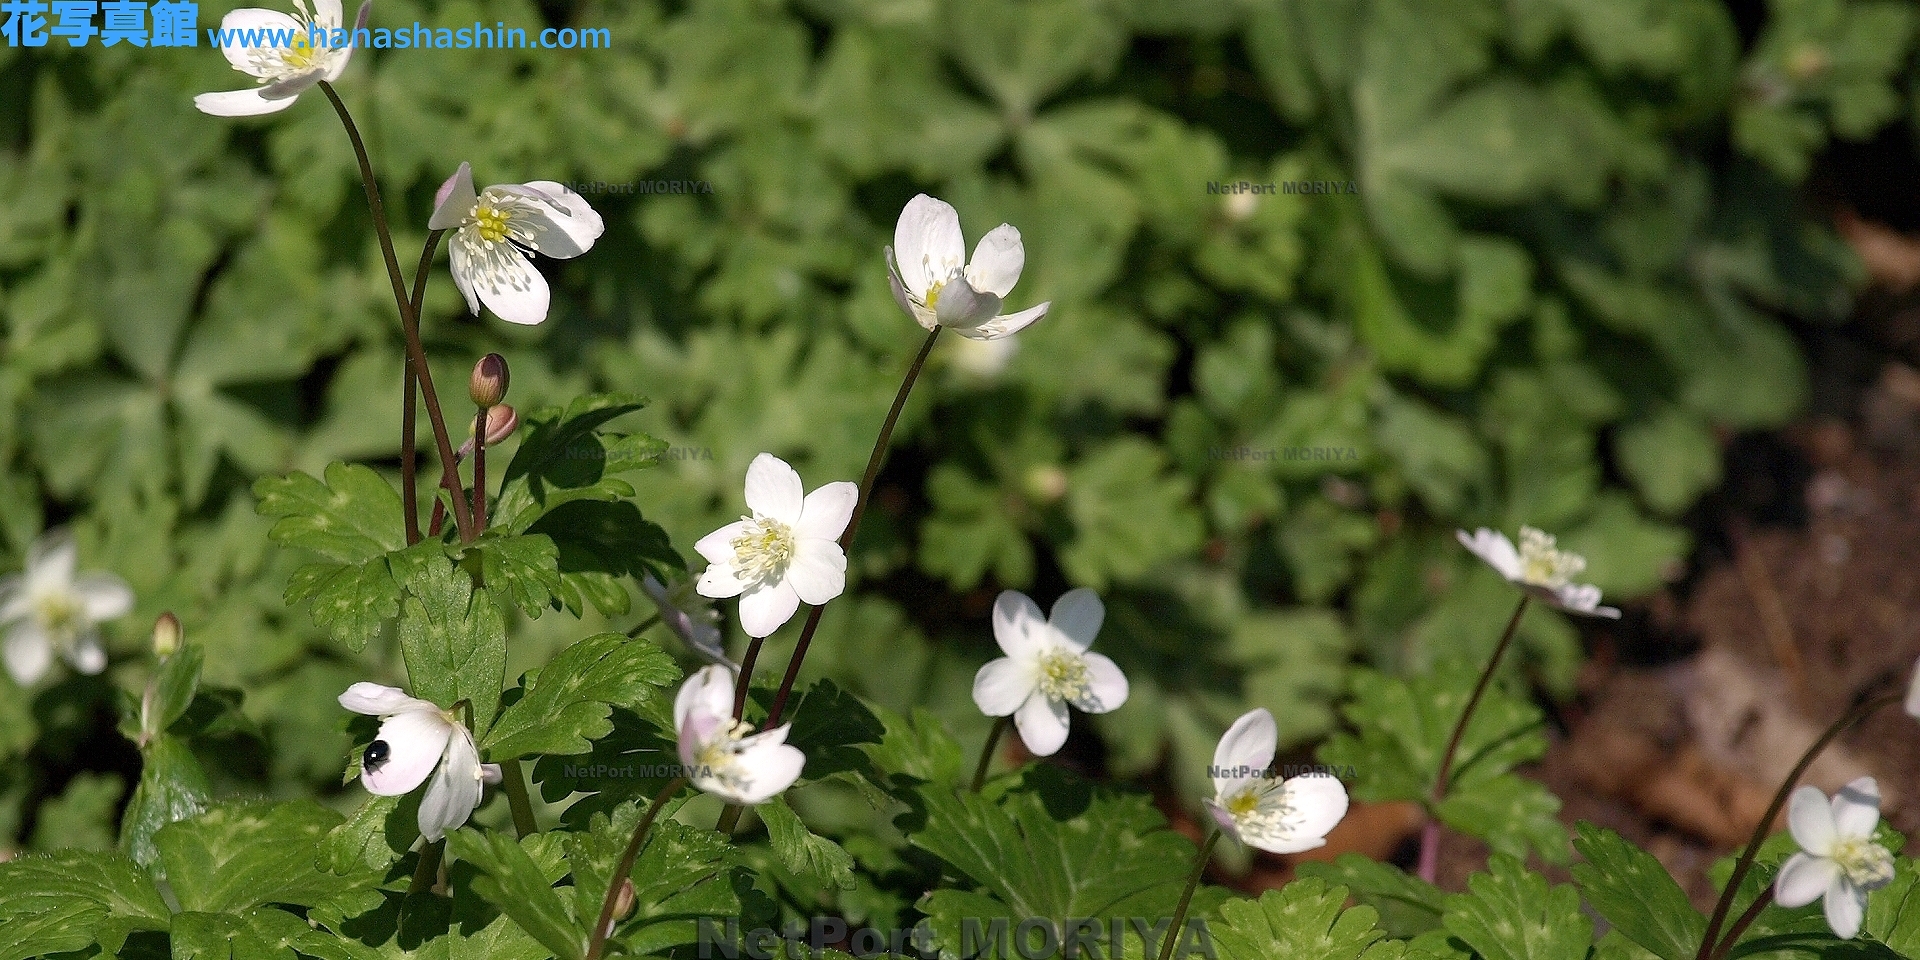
xmin=0 ymin=0 xmax=1913 ymax=853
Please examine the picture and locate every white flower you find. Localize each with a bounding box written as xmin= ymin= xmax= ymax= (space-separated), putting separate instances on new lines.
xmin=0 ymin=530 xmax=133 ymax=685
xmin=427 ymin=162 xmax=606 ymax=326
xmin=675 ymin=665 xmax=805 ymax=804
xmin=337 ymin=682 xmax=500 ymax=842
xmin=193 ymin=0 xmax=365 ymax=117
xmin=1205 ymin=708 xmax=1349 ymax=854
xmin=1775 ymin=776 xmax=1896 ymax=940
xmin=970 ymin=589 xmax=1128 ymax=757
xmin=695 ymin=454 xmax=856 ymax=639
xmin=886 ymin=194 xmax=1049 ymax=341
xmin=1457 ymin=527 xmax=1620 ymax=618
xmin=642 ymin=574 xmax=733 ymax=670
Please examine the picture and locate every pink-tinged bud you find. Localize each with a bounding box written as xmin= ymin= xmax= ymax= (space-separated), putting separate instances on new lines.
xmin=470 ymin=353 xmax=510 ymax=407
xmin=612 ymin=878 xmax=636 ymax=921
xmin=458 ymin=404 xmax=519 ymax=459
xmin=152 ymin=612 xmax=182 ymax=659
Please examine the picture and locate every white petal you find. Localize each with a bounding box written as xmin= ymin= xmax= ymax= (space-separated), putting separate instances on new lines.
xmin=0 ymin=574 xmax=26 ymax=623
xmin=1047 ymin=588 xmax=1104 ymax=652
xmin=743 ymin=454 xmax=805 ymax=525
xmin=1907 ymin=655 xmax=1920 ymax=719
xmin=991 ymin=591 xmax=1047 ymax=660
xmin=1550 ymin=583 xmax=1620 ymax=618
xmin=973 ymin=658 xmax=1037 ymax=717
xmin=362 ymin=710 xmax=453 ymax=797
xmin=933 ymin=278 xmax=1003 ymax=329
xmin=964 ymin=224 xmax=1025 ymax=298
xmin=794 ymin=482 xmax=857 ymax=542
xmin=730 ymin=740 xmax=806 ymax=804
xmin=417 ymin=726 xmax=483 ymax=842
xmin=1212 ymin=709 xmax=1277 ymax=796
xmin=1072 ymin=652 xmax=1128 ymax=714
xmin=696 ymin=562 xmax=748 ymax=600
xmin=959 ymin=302 xmax=1048 ymax=341
xmin=784 ymin=541 xmax=846 ymax=606
xmin=213 ymin=9 xmax=302 ymax=73
xmin=1013 ymin=693 xmax=1070 ymax=757
xmin=1788 ymin=785 xmax=1839 ymax=855
xmin=28 ymin=532 xmax=77 ymax=591
xmin=1457 ymin=528 xmax=1523 ymax=581
xmin=1775 ymin=852 xmax=1839 ymax=908
xmin=892 ymin=195 xmax=965 ymax=297
xmin=428 ymin=162 xmax=476 ymax=230
xmin=73 ymin=573 xmax=133 ymax=622
xmin=674 ymin=665 xmax=735 ymax=733
xmin=337 ymin=681 xmax=438 ymax=717
xmin=695 ymin=520 xmax=752 ymax=567
xmin=453 ymin=240 xmax=551 ymax=326
xmin=3 ymin=623 xmax=50 ymax=685
xmin=738 ymin=580 xmax=801 ymax=639
xmin=505 ymin=182 xmax=605 ymax=258
xmin=448 ymin=234 xmax=483 ymax=315
xmin=66 ymin=633 xmax=106 ymax=675
xmin=1205 ymin=799 xmax=1240 ymax=840
xmin=1832 ymin=777 xmax=1883 ymax=840
xmin=312 ymin=0 xmax=343 ymax=29
xmin=887 ymin=251 xmax=938 ymax=332
xmin=255 ymin=69 xmax=324 ymax=101
xmin=1264 ymin=774 xmax=1349 ymax=852
xmin=194 ymin=88 xmax=300 ymax=117
xmin=1826 ymin=878 xmax=1867 ymax=940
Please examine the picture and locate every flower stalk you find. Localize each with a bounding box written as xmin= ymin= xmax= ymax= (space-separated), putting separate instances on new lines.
xmin=586 ymin=776 xmax=688 ymax=960
xmin=1419 ymin=593 xmax=1529 ymax=882
xmin=1158 ymin=830 xmax=1220 ymax=960
xmin=971 ymin=716 xmax=1011 ymax=793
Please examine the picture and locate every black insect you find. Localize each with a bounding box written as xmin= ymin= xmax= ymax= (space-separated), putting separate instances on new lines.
xmin=363 ymin=739 xmax=391 ymax=773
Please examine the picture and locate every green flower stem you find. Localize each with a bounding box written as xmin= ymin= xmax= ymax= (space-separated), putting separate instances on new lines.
xmin=717 ymin=326 xmax=942 ymax=836
xmin=318 ymin=81 xmax=473 ymax=542
xmin=763 ymin=326 xmax=942 ymax=728
xmin=1419 ymin=593 xmax=1529 ymax=883
xmin=586 ymin=776 xmax=688 ymax=960
xmin=1709 ymin=886 xmax=1774 ymax=960
xmin=401 ymin=230 xmax=444 ymax=546
xmin=626 ymin=613 xmax=661 ymax=639
xmin=1158 ymin=829 xmax=1220 ymax=960
xmin=500 ymin=758 xmax=538 ymax=838
xmin=471 ymin=406 xmax=488 ymax=540
xmin=971 ymin=716 xmax=1011 ymax=793
xmin=409 ymin=839 xmax=444 ymax=894
xmin=1696 ymin=690 xmax=1903 ymax=960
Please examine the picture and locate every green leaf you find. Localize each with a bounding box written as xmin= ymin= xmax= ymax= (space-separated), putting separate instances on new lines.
xmin=119 ymin=734 xmax=211 ymax=871
xmin=154 ymin=800 xmax=370 ymax=914
xmin=863 ymin=705 xmax=968 ymax=791
xmin=1436 ymin=772 xmax=1568 ymax=865
xmin=913 ymin=767 xmax=1229 ymax=960
xmin=1570 ymin=823 xmax=1705 ymax=960
xmin=760 ymin=795 xmax=858 ymax=892
xmin=1319 ymin=662 xmax=1547 ymax=803
xmin=1297 ymin=854 xmax=1447 ymax=939
xmin=1615 ymin=407 xmax=1723 ymax=515
xmin=571 ymin=801 xmax=762 ymax=956
xmin=282 ymin=555 xmax=404 ymax=652
xmin=318 ymin=793 xmax=419 ymax=876
xmin=1211 ymin=877 xmax=1411 ymax=960
xmin=528 ymin=499 xmax=683 ymax=618
xmin=779 ymin=678 xmax=886 ymax=780
xmin=444 ymin=828 xmax=585 ymax=960
xmin=147 ymin=642 xmax=204 ymax=738
xmin=254 ymin=462 xmax=406 ymax=563
xmin=394 ymin=549 xmax=508 ymax=731
xmin=1441 ymin=855 xmax=1591 ymax=960
xmin=28 ymin=771 xmax=124 ymax=853
xmin=463 ymin=531 xmax=564 ymax=619
xmin=483 ymin=633 xmax=678 ymax=759
xmin=492 ymin=393 xmax=663 ymax=534
xmin=0 ymin=850 xmax=170 ymax=958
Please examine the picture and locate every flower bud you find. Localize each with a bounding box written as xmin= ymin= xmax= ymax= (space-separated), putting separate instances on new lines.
xmin=612 ymin=878 xmax=636 ymax=922
xmin=152 ymin=612 xmax=182 ymax=659
xmin=457 ymin=404 xmax=519 ymax=459
xmin=469 ymin=353 xmax=510 ymax=408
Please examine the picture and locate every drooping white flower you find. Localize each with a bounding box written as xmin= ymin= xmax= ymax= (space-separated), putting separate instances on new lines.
xmin=675 ymin=665 xmax=805 ymax=804
xmin=337 ymin=682 xmax=500 ymax=842
xmin=642 ymin=574 xmax=733 ymax=670
xmin=1775 ymin=776 xmax=1896 ymax=940
xmin=1206 ymin=708 xmax=1349 ymax=854
xmin=695 ymin=454 xmax=856 ymax=639
xmin=0 ymin=530 xmax=133 ymax=685
xmin=971 ymin=589 xmax=1128 ymax=757
xmin=1457 ymin=527 xmax=1621 ymax=618
xmin=427 ymin=162 xmax=606 ymax=326
xmin=193 ymin=0 xmax=367 ymax=117
xmin=886 ymin=194 xmax=1049 ymax=341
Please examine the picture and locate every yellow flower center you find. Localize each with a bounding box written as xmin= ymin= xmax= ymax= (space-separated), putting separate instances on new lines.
xmin=472 ymin=204 xmax=513 ymax=245
xmin=35 ymin=593 xmax=81 ymax=639
xmin=283 ymin=33 xmax=321 ymax=70
xmin=1225 ymin=790 xmax=1262 ymax=818
xmin=1832 ymin=837 xmax=1896 ymax=890
xmin=1036 ymin=649 xmax=1090 ymax=702
xmin=1517 ymin=527 xmax=1585 ymax=589
xmin=693 ymin=718 xmax=758 ymax=792
xmin=730 ymin=517 xmax=796 ymax=585
xmin=924 ymin=278 xmax=947 ymax=311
